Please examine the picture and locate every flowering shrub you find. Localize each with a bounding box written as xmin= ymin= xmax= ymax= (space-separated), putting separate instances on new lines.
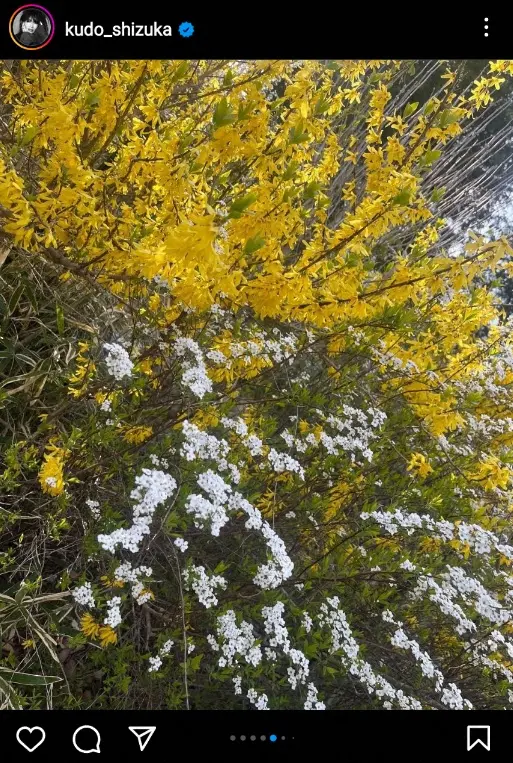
xmin=1 ymin=58 xmax=513 ymax=710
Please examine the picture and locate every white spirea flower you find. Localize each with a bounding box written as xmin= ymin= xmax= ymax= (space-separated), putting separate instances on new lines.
xmin=319 ymin=597 xmax=422 ymax=710
xmin=243 ymin=434 xmax=264 ymax=456
xmin=181 ymin=421 xmax=229 ymax=464
xmin=72 ymin=582 xmax=95 ymax=608
xmin=103 ymin=342 xmax=134 ymax=380
xmin=160 ymin=639 xmax=174 ymax=655
xmin=183 ymin=565 xmax=227 ymax=608
xmin=98 ymin=469 xmax=177 ymax=553
xmin=86 ymin=499 xmax=101 ymax=519
xmin=304 ymin=682 xmax=326 ymax=710
xmin=175 ymin=337 xmax=213 ymax=399
xmin=233 ymin=675 xmax=242 ymax=695
xmin=148 ymin=656 xmax=162 ymax=672
xmin=247 ymin=688 xmax=269 ymax=710
xmin=212 ymin=610 xmax=263 ymax=668
xmin=174 ymin=537 xmax=188 ymax=552
xmin=221 ymin=416 xmax=248 ymax=437
xmin=302 ymin=612 xmax=313 ymax=633
xmin=268 ymin=448 xmax=305 ymax=480
xmin=104 ymin=596 xmax=122 ymax=628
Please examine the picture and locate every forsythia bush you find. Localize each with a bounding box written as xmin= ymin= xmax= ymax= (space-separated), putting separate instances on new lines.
xmin=2 ymin=59 xmax=513 ymax=710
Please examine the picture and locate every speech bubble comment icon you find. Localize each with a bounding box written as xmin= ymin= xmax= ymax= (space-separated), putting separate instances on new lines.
xmin=72 ymin=725 xmax=102 ymax=754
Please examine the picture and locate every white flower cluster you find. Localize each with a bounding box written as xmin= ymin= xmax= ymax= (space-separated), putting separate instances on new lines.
xmin=104 ymin=342 xmax=134 ymax=380
xmin=441 ymin=683 xmax=473 ymax=710
xmin=175 ymin=337 xmax=213 ymax=399
xmin=148 ymin=639 xmax=175 ymax=672
xmin=98 ymin=469 xmax=177 ymax=553
xmin=412 ymin=574 xmax=476 ymax=635
xmin=86 ymin=499 xmax=101 ymax=519
xmin=244 ymin=434 xmax=264 ymax=456
xmin=413 ymin=566 xmax=513 ymax=635
xmin=304 ymin=683 xmax=326 ymax=710
xmin=301 ymin=612 xmax=313 ymax=633
xmin=114 ymin=562 xmax=153 ymax=604
xmin=181 ymin=421 xmax=229 ymax=465
xmin=262 ymin=602 xmax=316 ymax=697
xmin=233 ymin=675 xmax=242 ymax=695
xmin=268 ymin=448 xmax=305 ymax=480
xmin=247 ymin=688 xmax=269 ymax=710
xmin=174 ymin=537 xmax=188 ymax=552
xmin=382 ymin=610 xmax=471 ymax=708
xmin=361 ymin=509 xmax=513 ymax=564
xmin=207 ymin=330 xmax=297 ymax=370
xmin=186 ymin=470 xmax=232 ymax=537
xmin=319 ymin=597 xmax=422 ymax=710
xmin=278 ymin=404 xmax=387 ymax=465
xmin=72 ymin=582 xmax=95 ymax=608
xmin=183 ymin=565 xmax=227 ymax=609
xmin=105 ymin=596 xmax=122 ymax=628
xmin=186 ymin=484 xmax=294 ymax=590
xmin=221 ymin=417 xmax=248 ymax=437
xmin=210 ymin=610 xmax=263 ymax=668
xmin=149 ymin=453 xmax=169 ymax=468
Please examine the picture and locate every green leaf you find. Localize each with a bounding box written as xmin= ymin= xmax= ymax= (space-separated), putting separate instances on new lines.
xmin=20 ymin=126 xmax=38 ymax=146
xmin=228 ymin=193 xmax=257 ymax=219
xmin=223 ymin=69 xmax=234 ymax=87
xmin=237 ymin=102 xmax=252 ymax=121
xmin=430 ymin=187 xmax=446 ymax=203
xmin=402 ymin=102 xmax=419 ymax=119
xmin=392 ymin=190 xmax=411 ymax=206
xmin=437 ymin=109 xmax=461 ymax=128
xmin=314 ymin=96 xmax=330 ymax=115
xmin=244 ymin=234 xmax=265 ymax=255
xmin=213 ymin=98 xmax=236 ymax=129
xmin=282 ymin=161 xmax=299 ymax=181
xmin=304 ymin=181 xmax=323 ymax=199
xmin=0 ymin=668 xmax=62 ymax=686
xmin=190 ymin=654 xmax=203 ymax=671
xmin=8 ymin=283 xmax=24 ymax=316
xmin=172 ymin=61 xmax=188 ymax=82
xmin=85 ymin=90 xmax=100 ymax=109
xmin=421 ymin=149 xmax=442 ymax=167
xmin=289 ymin=123 xmax=310 ymax=145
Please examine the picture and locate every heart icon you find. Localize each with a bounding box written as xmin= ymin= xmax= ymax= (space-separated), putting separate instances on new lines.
xmin=16 ymin=726 xmax=46 ymax=752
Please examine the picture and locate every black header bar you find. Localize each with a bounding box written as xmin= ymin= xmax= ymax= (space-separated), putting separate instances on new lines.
xmin=1 ymin=4 xmax=509 ymax=58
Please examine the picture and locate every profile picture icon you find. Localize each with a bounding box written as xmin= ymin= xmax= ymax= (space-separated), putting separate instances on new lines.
xmin=10 ymin=5 xmax=54 ymax=50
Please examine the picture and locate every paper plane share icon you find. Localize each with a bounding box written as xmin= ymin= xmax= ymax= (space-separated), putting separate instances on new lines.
xmin=129 ymin=726 xmax=157 ymax=752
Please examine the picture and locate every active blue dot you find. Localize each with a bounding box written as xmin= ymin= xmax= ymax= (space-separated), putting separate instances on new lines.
xmin=270 ymin=734 xmax=277 ymax=742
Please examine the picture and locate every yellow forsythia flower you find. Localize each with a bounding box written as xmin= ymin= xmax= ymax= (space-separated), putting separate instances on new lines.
xmin=123 ymin=426 xmax=153 ymax=444
xmin=80 ymin=613 xmax=101 ymax=639
xmin=99 ymin=625 xmax=118 ymax=647
xmin=39 ymin=448 xmax=66 ymax=496
xmin=407 ymin=452 xmax=434 ymax=479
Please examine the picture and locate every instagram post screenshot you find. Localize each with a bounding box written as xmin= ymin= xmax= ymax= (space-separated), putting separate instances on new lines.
xmin=0 ymin=2 xmax=512 ymax=756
